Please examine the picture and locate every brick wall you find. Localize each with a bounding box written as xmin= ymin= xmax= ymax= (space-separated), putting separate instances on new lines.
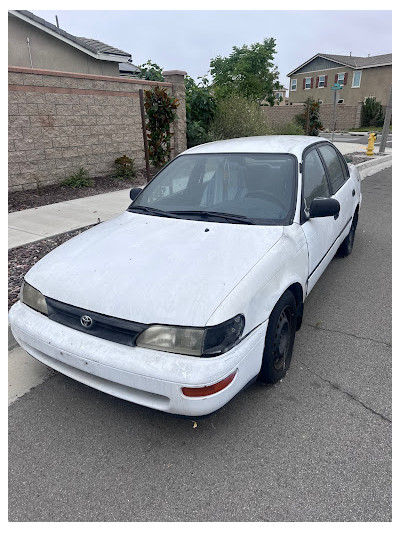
xmin=261 ymin=102 xmax=363 ymax=131
xmin=260 ymin=105 xmax=300 ymax=127
xmin=8 ymin=67 xmax=187 ymax=191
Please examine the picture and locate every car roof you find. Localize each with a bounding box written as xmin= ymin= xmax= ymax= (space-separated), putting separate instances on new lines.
xmin=182 ymin=135 xmax=327 ymax=157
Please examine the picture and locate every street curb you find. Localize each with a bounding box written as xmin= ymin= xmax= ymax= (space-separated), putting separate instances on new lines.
xmin=9 ymin=323 xmax=18 ymax=351
xmin=355 ymin=154 xmax=392 ymax=180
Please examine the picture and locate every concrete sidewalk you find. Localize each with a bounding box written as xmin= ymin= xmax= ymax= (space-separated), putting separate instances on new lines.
xmin=9 ymin=187 xmax=132 ymax=249
xmin=8 ymin=142 xmax=392 ymax=250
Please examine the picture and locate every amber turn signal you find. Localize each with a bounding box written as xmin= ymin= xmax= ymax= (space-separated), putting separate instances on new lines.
xmin=181 ymin=371 xmax=237 ymax=398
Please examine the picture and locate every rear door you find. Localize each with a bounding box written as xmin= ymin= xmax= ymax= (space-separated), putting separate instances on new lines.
xmin=317 ymin=143 xmax=355 ymax=245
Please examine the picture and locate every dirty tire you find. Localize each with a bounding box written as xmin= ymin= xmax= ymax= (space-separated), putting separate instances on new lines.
xmin=338 ymin=210 xmax=358 ymax=257
xmin=258 ymin=290 xmax=296 ymax=384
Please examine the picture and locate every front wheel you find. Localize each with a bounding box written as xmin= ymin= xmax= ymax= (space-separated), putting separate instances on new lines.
xmin=258 ymin=291 xmax=297 ymax=384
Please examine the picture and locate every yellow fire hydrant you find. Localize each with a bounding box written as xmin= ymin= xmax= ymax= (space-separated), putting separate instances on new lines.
xmin=366 ymin=132 xmax=377 ymax=156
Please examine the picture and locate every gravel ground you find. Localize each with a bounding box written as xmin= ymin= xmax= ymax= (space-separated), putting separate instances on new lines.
xmin=344 ymin=152 xmax=374 ymax=164
xmin=8 ymin=171 xmax=153 ymax=213
xmin=8 ymin=225 xmax=96 ymax=310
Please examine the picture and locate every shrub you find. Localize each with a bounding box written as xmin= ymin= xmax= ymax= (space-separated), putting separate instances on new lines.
xmin=144 ymin=86 xmax=179 ymax=168
xmin=114 ymin=155 xmax=136 ymax=180
xmin=273 ymin=122 xmax=304 ymax=135
xmin=361 ymin=97 xmax=384 ymax=127
xmin=62 ymin=168 xmax=94 ymax=188
xmin=295 ymin=98 xmax=323 ymax=136
xmin=208 ymin=94 xmax=274 ymax=141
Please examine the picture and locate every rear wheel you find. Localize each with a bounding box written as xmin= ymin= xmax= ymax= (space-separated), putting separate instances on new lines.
xmin=338 ymin=210 xmax=358 ymax=257
xmin=258 ymin=291 xmax=296 ymax=384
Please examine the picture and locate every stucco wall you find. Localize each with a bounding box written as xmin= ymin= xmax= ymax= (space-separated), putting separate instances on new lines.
xmin=8 ymin=14 xmax=119 ymax=76
xmin=288 ymin=65 xmax=391 ymax=107
xmin=8 ymin=67 xmax=187 ymax=191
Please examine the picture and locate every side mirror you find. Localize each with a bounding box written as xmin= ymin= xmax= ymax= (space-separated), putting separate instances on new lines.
xmin=309 ymin=198 xmax=340 ymax=218
xmin=130 ymin=187 xmax=142 ymax=202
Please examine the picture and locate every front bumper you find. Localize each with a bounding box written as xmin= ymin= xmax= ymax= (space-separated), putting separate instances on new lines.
xmin=9 ymin=302 xmax=267 ymax=416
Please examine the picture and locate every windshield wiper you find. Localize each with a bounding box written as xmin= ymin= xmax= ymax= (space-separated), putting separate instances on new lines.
xmin=128 ymin=205 xmax=182 ymax=219
xmin=169 ymin=210 xmax=255 ymax=224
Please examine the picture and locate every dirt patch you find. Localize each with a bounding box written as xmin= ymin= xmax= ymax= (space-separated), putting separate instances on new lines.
xmin=8 ymin=169 xmax=156 ymax=213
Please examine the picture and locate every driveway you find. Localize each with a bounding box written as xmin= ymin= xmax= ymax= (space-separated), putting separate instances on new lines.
xmin=8 ymin=168 xmax=391 ymax=522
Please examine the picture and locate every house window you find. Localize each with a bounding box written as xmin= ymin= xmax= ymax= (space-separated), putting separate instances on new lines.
xmin=291 ymin=79 xmax=297 ymax=91
xmin=275 ymin=92 xmax=282 ymax=99
xmin=337 ymin=73 xmax=345 ymax=85
xmin=352 ymin=71 xmax=362 ymax=88
xmin=318 ymin=75 xmax=326 ymax=88
xmin=305 ymin=77 xmax=312 ymax=89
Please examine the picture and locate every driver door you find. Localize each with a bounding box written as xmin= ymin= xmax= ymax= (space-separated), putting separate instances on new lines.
xmin=301 ymin=147 xmax=336 ymax=294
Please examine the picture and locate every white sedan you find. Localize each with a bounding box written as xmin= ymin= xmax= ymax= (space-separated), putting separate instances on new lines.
xmin=9 ymin=136 xmax=361 ymax=416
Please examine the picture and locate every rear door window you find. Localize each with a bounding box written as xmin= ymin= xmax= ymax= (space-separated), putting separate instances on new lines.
xmin=318 ymin=144 xmax=346 ymax=194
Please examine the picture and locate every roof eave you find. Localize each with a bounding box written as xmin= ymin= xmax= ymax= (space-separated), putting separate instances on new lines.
xmin=354 ymin=62 xmax=392 ymax=69
xmin=287 ymin=52 xmax=392 ymax=77
xmin=10 ymin=10 xmax=130 ymax=63
xmin=287 ymin=53 xmax=355 ymax=77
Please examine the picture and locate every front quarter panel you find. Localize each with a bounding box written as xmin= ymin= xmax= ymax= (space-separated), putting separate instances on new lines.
xmin=206 ymin=223 xmax=308 ymax=335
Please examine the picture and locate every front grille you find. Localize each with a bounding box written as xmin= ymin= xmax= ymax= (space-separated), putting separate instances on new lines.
xmin=46 ymin=297 xmax=147 ymax=347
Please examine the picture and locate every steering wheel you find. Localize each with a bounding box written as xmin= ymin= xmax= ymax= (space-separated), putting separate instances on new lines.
xmin=245 ymin=190 xmax=287 ymax=211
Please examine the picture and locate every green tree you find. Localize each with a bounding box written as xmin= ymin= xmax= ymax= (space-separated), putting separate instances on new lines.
xmin=138 ymin=60 xmax=164 ymax=81
xmin=210 ymin=38 xmax=281 ymax=103
xmin=185 ymin=76 xmax=217 ymax=147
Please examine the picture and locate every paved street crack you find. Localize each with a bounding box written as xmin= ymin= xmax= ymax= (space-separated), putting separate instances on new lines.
xmin=305 ymin=323 xmax=391 ymax=348
xmin=299 ymin=362 xmax=392 ymax=424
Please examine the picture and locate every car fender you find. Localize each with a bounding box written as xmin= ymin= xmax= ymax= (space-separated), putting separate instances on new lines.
xmin=205 ymin=223 xmax=308 ymax=336
xmin=348 ymin=164 xmax=362 ymax=209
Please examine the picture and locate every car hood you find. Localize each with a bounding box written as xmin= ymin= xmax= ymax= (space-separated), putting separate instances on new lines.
xmin=26 ymin=212 xmax=283 ymax=326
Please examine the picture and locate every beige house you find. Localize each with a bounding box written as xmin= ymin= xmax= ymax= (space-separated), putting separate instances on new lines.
xmin=273 ymin=87 xmax=288 ymax=105
xmin=287 ymin=53 xmax=392 ymax=107
xmin=8 ymin=10 xmax=133 ymax=76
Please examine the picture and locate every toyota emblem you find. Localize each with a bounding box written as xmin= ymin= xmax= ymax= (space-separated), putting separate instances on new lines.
xmin=80 ymin=315 xmax=93 ymax=328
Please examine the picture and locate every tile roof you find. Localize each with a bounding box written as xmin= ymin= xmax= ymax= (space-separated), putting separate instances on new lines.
xmin=75 ymin=37 xmax=131 ymax=58
xmin=320 ymin=53 xmax=392 ymax=68
xmin=15 ymin=10 xmax=131 ymax=59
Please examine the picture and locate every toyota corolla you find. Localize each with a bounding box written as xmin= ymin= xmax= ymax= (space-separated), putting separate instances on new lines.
xmin=9 ymin=136 xmax=361 ymax=416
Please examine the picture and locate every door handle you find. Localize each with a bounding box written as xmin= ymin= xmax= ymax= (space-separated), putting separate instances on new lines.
xmin=352 ymin=189 xmax=355 ymax=197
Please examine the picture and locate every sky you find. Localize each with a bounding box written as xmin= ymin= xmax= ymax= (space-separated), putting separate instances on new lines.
xmin=31 ymin=7 xmax=392 ymax=91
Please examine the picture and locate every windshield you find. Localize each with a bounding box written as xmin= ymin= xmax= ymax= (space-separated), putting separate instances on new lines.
xmin=130 ymin=153 xmax=297 ymax=225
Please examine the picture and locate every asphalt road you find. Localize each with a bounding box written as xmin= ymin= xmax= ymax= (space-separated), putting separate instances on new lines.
xmin=8 ymin=168 xmax=392 ymax=522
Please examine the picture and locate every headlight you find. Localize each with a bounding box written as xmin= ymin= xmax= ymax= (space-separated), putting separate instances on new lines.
xmin=20 ymin=281 xmax=48 ymax=315
xmin=136 ymin=314 xmax=244 ymax=357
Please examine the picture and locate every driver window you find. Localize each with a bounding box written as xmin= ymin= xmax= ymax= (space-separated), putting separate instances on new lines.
xmin=303 ymin=148 xmax=330 ymax=210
